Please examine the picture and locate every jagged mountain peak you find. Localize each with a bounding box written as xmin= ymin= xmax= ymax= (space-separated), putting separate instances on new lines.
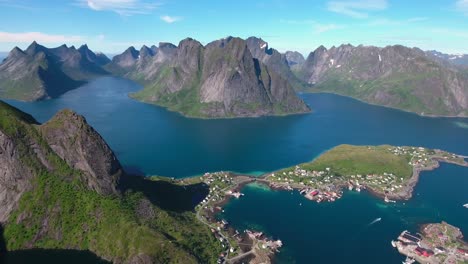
xmin=158 ymin=42 xmax=177 ymax=50
xmin=25 ymin=41 xmax=47 ymax=55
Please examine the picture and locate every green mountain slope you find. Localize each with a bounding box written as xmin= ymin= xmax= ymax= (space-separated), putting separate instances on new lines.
xmin=0 ymin=101 xmax=222 ymax=263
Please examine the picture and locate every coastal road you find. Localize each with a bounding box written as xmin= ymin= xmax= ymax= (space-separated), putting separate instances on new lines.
xmin=195 ymin=177 xmax=255 ymax=263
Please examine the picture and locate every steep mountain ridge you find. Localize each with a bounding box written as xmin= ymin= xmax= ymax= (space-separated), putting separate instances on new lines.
xmin=123 ymin=36 xmax=310 ymax=118
xmin=0 ymin=101 xmax=222 ymax=263
xmin=295 ymin=44 xmax=468 ymax=116
xmin=245 ymin=37 xmax=307 ymax=90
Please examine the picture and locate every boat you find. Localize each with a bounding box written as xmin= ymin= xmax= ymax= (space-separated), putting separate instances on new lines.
xmin=391 ymin=240 xmax=397 ymax=247
xmin=463 ymin=203 xmax=468 ymax=208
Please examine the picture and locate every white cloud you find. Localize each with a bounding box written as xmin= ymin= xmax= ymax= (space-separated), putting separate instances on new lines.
xmin=75 ymin=0 xmax=161 ymax=16
xmin=314 ymin=24 xmax=344 ymax=33
xmin=456 ymin=0 xmax=468 ymax=15
xmin=279 ymin=19 xmax=317 ymax=25
xmin=327 ymin=0 xmax=388 ymax=18
xmin=160 ymin=15 xmax=182 ymax=23
xmin=0 ymin=31 xmax=84 ymax=43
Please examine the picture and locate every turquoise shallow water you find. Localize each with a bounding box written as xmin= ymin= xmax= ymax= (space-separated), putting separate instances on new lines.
xmin=4 ymin=77 xmax=468 ymax=263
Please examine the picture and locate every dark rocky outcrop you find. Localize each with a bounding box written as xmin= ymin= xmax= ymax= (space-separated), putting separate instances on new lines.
xmin=245 ymin=37 xmax=307 ymax=90
xmin=0 ymin=101 xmax=122 ymax=222
xmin=40 ymin=110 xmax=123 ymax=195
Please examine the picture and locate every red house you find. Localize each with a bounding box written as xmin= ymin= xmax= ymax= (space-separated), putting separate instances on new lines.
xmin=415 ymin=247 xmax=434 ymax=257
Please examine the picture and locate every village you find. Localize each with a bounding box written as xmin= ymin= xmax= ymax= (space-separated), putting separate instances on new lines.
xmin=193 ymin=172 xmax=281 ymax=264
xmin=184 ymin=146 xmax=467 ymax=263
xmin=392 ymin=222 xmax=468 ymax=264
xmin=265 ymin=146 xmax=468 ymax=203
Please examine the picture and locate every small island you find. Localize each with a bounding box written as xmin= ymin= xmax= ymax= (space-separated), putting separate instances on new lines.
xmin=392 ymin=222 xmax=468 ymax=264
xmin=163 ymin=144 xmax=468 ymax=263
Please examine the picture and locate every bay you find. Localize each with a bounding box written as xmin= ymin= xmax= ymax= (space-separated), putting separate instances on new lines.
xmin=6 ymin=77 xmax=468 ymax=178
xmin=4 ymin=77 xmax=468 ymax=263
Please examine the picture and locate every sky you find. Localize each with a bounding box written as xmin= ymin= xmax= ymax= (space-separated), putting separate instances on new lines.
xmin=0 ymin=0 xmax=468 ymax=56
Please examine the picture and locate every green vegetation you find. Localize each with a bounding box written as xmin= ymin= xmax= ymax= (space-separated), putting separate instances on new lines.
xmin=0 ymin=102 xmax=223 ymax=263
xmin=294 ymin=51 xmax=467 ymax=116
xmin=279 ymin=144 xmax=413 ymax=179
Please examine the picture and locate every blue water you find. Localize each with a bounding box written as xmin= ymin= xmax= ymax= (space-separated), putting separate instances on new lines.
xmin=4 ymin=77 xmax=468 ymax=263
xmin=220 ymin=164 xmax=468 ymax=263
xmin=6 ymin=77 xmax=468 ymax=178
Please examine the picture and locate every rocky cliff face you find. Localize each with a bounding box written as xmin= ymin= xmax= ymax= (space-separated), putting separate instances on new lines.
xmin=295 ymin=44 xmax=468 ymax=116
xmin=40 ymin=110 xmax=123 ymax=195
xmin=0 ymin=102 xmax=39 ymax=223
xmin=122 ymin=37 xmax=310 ymax=118
xmin=245 ymin=37 xmax=306 ymax=90
xmin=0 ymin=101 xmax=123 ymax=223
xmin=0 ymin=42 xmax=109 ymax=101
xmin=285 ymin=51 xmax=306 ymax=68
xmin=0 ymin=101 xmax=220 ymax=263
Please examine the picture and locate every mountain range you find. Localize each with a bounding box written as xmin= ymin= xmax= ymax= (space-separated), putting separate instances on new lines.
xmin=111 ymin=37 xmax=310 ymax=118
xmin=0 ymin=100 xmax=222 ymax=263
xmin=0 ymin=37 xmax=467 ymax=117
xmin=0 ymin=42 xmax=109 ymax=101
xmin=426 ymin=50 xmax=468 ymax=66
xmin=289 ymin=44 xmax=468 ymax=117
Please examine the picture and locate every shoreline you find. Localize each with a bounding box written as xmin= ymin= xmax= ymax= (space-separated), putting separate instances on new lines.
xmin=186 ymin=146 xmax=468 ymax=263
xmin=303 ymin=91 xmax=468 ymax=119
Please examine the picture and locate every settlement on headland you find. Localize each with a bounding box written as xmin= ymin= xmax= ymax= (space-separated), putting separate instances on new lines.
xmin=392 ymin=222 xmax=468 ymax=264
xmin=169 ymin=144 xmax=468 ymax=263
xmin=264 ymin=145 xmax=468 ymax=203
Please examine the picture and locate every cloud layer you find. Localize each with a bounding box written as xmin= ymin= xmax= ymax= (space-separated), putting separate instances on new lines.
xmin=456 ymin=0 xmax=468 ymax=15
xmin=160 ymin=15 xmax=182 ymax=23
xmin=327 ymin=0 xmax=388 ymax=18
xmin=0 ymin=31 xmax=83 ymax=43
xmin=77 ymin=0 xmax=161 ymax=15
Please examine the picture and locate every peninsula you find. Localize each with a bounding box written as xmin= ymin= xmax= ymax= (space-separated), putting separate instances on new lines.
xmin=166 ymin=144 xmax=468 ymax=263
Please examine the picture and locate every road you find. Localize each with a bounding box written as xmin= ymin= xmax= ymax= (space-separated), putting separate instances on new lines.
xmin=195 ymin=177 xmax=255 ymax=263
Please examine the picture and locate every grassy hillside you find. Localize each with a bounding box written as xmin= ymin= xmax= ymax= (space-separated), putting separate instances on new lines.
xmin=0 ymin=102 xmax=222 ymax=263
xmin=283 ymin=144 xmax=413 ymax=179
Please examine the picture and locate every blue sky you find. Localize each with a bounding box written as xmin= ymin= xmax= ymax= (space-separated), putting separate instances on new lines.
xmin=0 ymin=0 xmax=467 ymax=55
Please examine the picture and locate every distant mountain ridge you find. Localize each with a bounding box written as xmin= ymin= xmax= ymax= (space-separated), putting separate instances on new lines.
xmin=0 ymin=38 xmax=467 ymax=117
xmin=426 ymin=50 xmax=468 ymax=66
xmin=292 ymin=44 xmax=468 ymax=117
xmin=0 ymin=42 xmax=110 ymax=101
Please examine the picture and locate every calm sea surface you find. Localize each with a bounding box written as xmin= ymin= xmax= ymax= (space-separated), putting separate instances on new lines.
xmin=5 ymin=77 xmax=468 ymax=263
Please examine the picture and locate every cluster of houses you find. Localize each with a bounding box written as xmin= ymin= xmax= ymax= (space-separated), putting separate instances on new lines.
xmin=197 ymin=172 xmax=235 ymax=208
xmin=393 ymin=223 xmax=468 ymax=264
xmin=246 ymin=230 xmax=283 ymax=252
xmin=267 ymin=163 xmax=406 ymax=203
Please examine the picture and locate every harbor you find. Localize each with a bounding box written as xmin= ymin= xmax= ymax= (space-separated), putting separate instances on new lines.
xmin=392 ymin=222 xmax=468 ymax=264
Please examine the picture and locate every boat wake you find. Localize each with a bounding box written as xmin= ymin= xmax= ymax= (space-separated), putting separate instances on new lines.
xmin=368 ymin=217 xmax=382 ymax=226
